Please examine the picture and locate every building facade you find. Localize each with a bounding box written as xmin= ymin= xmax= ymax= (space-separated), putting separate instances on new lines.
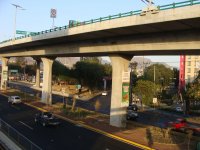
xmin=185 ymin=55 xmax=200 ymax=83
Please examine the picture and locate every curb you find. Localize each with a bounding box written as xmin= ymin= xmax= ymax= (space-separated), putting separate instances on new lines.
xmin=25 ymin=102 xmax=154 ymax=150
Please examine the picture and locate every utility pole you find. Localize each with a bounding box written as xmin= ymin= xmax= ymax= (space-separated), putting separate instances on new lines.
xmin=12 ymin=4 xmax=25 ymax=40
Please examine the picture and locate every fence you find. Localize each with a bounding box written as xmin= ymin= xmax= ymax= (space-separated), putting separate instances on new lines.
xmin=0 ymin=0 xmax=200 ymax=44
xmin=0 ymin=118 xmax=42 ymax=150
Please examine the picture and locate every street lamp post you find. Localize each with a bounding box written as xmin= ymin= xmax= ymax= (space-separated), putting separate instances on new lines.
xmin=129 ymin=61 xmax=138 ymax=106
xmin=12 ymin=4 xmax=25 ymax=40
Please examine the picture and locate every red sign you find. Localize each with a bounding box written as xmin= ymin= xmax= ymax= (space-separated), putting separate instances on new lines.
xmin=50 ymin=9 xmax=57 ymax=18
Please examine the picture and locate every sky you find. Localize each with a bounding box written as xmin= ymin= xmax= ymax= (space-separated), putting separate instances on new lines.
xmin=0 ymin=0 xmax=185 ymax=68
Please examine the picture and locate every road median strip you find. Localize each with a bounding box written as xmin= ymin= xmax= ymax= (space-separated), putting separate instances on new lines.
xmin=25 ymin=102 xmax=154 ymax=150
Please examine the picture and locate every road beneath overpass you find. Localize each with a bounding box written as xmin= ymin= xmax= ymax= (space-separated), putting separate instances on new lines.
xmin=8 ymin=82 xmax=191 ymax=129
xmin=0 ymin=94 xmax=142 ymax=150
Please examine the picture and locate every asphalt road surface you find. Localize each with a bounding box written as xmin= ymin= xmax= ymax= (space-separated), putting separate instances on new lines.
xmin=0 ymin=94 xmax=142 ymax=150
xmin=8 ymin=82 xmax=180 ymax=127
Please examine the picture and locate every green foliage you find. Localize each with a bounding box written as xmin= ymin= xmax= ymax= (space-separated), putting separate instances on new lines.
xmin=9 ymin=60 xmax=36 ymax=75
xmin=25 ymin=64 xmax=36 ymax=75
xmin=61 ymin=106 xmax=94 ymax=119
xmin=103 ymin=63 xmax=112 ymax=76
xmin=186 ymin=71 xmax=200 ymax=101
xmin=80 ymin=57 xmax=101 ymax=64
xmin=133 ymin=80 xmax=159 ymax=105
xmin=8 ymin=64 xmax=21 ymax=71
xmin=73 ymin=61 xmax=105 ymax=89
xmin=52 ymin=58 xmax=111 ymax=90
xmin=52 ymin=61 xmax=70 ymax=77
xmin=15 ymin=57 xmax=26 ymax=68
xmin=144 ymin=64 xmax=174 ymax=86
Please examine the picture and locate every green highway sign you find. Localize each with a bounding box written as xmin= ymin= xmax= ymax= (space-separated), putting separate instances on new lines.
xmin=16 ymin=30 xmax=37 ymax=35
xmin=16 ymin=30 xmax=27 ymax=35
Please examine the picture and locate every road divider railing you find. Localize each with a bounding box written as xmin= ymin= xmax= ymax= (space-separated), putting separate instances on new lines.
xmin=0 ymin=118 xmax=42 ymax=150
xmin=0 ymin=0 xmax=200 ymax=44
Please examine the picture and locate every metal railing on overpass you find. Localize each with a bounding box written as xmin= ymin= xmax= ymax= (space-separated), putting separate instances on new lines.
xmin=0 ymin=0 xmax=200 ymax=44
xmin=0 ymin=118 xmax=42 ymax=150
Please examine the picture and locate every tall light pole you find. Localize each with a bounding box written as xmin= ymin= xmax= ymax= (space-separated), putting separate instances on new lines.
xmin=12 ymin=4 xmax=25 ymax=40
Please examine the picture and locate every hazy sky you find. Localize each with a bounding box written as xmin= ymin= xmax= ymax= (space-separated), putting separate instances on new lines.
xmin=0 ymin=0 xmax=184 ymax=68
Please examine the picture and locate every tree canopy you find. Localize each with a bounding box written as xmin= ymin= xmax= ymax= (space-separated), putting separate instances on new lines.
xmin=133 ymin=80 xmax=159 ymax=105
xmin=143 ymin=64 xmax=174 ymax=86
xmin=186 ymin=71 xmax=200 ymax=101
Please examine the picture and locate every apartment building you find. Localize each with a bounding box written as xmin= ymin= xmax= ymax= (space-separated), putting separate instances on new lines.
xmin=185 ymin=55 xmax=200 ymax=83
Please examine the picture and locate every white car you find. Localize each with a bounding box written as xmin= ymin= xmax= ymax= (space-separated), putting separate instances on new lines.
xmin=175 ymin=107 xmax=183 ymax=112
xmin=8 ymin=96 xmax=22 ymax=104
xmin=102 ymin=91 xmax=108 ymax=96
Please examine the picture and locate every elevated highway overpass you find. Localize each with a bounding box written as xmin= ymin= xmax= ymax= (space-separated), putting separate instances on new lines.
xmin=0 ymin=0 xmax=200 ymax=127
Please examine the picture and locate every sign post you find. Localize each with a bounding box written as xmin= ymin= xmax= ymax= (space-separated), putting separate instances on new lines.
xmin=121 ymin=71 xmax=130 ymax=106
xmin=50 ymin=8 xmax=57 ymax=28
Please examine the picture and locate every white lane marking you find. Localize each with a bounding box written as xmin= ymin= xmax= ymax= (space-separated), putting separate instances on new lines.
xmin=19 ymin=121 xmax=33 ymax=130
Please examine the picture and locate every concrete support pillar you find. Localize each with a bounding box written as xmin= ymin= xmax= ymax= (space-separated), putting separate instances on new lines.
xmin=1 ymin=57 xmax=9 ymax=90
xmin=109 ymin=55 xmax=132 ymax=127
xmin=41 ymin=57 xmax=54 ymax=105
xmin=35 ymin=58 xmax=41 ymax=88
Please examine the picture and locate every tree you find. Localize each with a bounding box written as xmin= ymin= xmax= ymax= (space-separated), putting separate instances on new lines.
xmin=103 ymin=63 xmax=112 ymax=76
xmin=144 ymin=64 xmax=174 ymax=86
xmin=80 ymin=57 xmax=101 ymax=64
xmin=52 ymin=61 xmax=70 ymax=77
xmin=133 ymin=80 xmax=159 ymax=106
xmin=73 ymin=61 xmax=105 ymax=92
xmin=186 ymin=71 xmax=200 ymax=101
xmin=15 ymin=57 xmax=26 ymax=75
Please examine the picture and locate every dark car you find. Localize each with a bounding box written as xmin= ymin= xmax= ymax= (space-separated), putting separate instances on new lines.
xmin=35 ymin=112 xmax=60 ymax=127
xmin=126 ymin=104 xmax=138 ymax=120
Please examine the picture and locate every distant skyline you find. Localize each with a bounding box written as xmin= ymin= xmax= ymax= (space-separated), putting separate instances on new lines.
xmin=144 ymin=56 xmax=180 ymax=68
xmin=0 ymin=0 xmax=187 ymax=68
xmin=102 ymin=56 xmax=180 ymax=68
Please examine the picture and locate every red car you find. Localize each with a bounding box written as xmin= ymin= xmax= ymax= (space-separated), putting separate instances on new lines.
xmin=168 ymin=118 xmax=200 ymax=136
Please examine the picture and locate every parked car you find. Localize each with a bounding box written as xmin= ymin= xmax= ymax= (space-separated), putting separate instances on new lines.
xmin=126 ymin=104 xmax=138 ymax=120
xmin=8 ymin=96 xmax=22 ymax=104
xmin=167 ymin=118 xmax=200 ymax=136
xmin=35 ymin=112 xmax=60 ymax=127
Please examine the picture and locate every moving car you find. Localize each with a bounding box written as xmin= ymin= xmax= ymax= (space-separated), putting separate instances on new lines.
xmin=168 ymin=118 xmax=200 ymax=136
xmin=175 ymin=106 xmax=183 ymax=112
xmin=35 ymin=112 xmax=60 ymax=127
xmin=126 ymin=104 xmax=138 ymax=120
xmin=8 ymin=96 xmax=22 ymax=104
xmin=102 ymin=91 xmax=108 ymax=96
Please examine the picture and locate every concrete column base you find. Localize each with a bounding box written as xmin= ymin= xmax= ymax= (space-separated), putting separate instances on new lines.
xmin=41 ymin=57 xmax=54 ymax=105
xmin=1 ymin=57 xmax=9 ymax=90
xmin=109 ymin=55 xmax=132 ymax=128
xmin=34 ymin=58 xmax=41 ymax=88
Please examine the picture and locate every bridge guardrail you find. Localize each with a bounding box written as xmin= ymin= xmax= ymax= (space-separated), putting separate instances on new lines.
xmin=0 ymin=118 xmax=42 ymax=150
xmin=0 ymin=0 xmax=200 ymax=44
